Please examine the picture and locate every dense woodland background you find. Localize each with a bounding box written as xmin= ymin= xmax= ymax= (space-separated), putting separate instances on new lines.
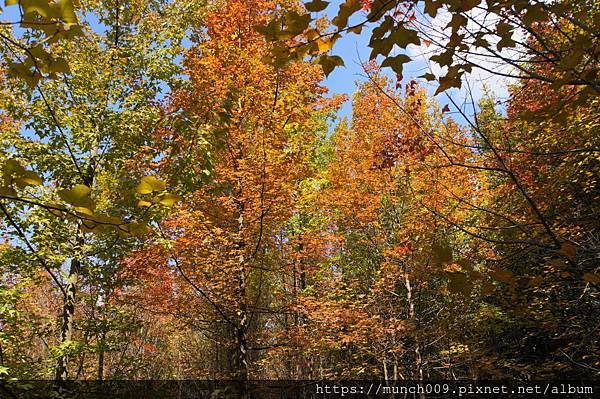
xmin=0 ymin=0 xmax=598 ymax=383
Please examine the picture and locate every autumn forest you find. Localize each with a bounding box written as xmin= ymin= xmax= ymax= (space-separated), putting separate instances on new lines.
xmin=0 ymin=0 xmax=598 ymax=389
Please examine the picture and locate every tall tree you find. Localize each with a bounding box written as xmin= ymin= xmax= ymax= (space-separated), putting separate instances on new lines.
xmin=0 ymin=0 xmax=201 ymax=379
xmin=287 ymin=70 xmax=485 ymax=379
xmin=126 ymin=0 xmax=338 ymax=382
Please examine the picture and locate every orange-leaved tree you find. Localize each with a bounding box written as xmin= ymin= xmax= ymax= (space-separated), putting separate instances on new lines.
xmin=125 ymin=0 xmax=340 ymax=380
xmin=288 ymin=69 xmax=485 ymax=379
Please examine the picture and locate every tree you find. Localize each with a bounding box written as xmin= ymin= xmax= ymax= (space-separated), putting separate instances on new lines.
xmin=467 ymin=69 xmax=600 ymax=378
xmin=284 ymin=69 xmax=487 ymax=380
xmin=0 ymin=0 xmax=597 ymax=386
xmin=125 ymin=0 xmax=339 ymax=382
xmin=0 ymin=0 xmax=199 ymax=379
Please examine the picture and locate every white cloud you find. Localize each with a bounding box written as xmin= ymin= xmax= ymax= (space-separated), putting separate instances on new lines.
xmin=402 ymin=7 xmax=525 ymax=112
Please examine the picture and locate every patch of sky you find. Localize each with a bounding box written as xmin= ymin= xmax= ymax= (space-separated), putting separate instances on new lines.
xmin=320 ymin=0 xmax=514 ymax=128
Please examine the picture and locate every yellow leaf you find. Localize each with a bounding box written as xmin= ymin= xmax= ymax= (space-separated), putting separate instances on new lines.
xmin=316 ymin=38 xmax=333 ymax=53
xmin=137 ymin=176 xmax=166 ymax=194
xmin=15 ymin=171 xmax=43 ymax=189
xmin=155 ymin=193 xmax=182 ymax=207
xmin=58 ymin=184 xmax=93 ymax=209
xmin=73 ymin=206 xmax=94 ymax=215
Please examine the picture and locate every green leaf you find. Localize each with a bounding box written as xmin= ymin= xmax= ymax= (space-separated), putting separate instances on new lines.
xmin=331 ymin=0 xmax=361 ymax=30
xmin=50 ymin=0 xmax=77 ymax=24
xmin=371 ymin=15 xmax=393 ymax=41
xmin=460 ymin=0 xmax=480 ymax=11
xmin=317 ymin=54 xmax=344 ymax=76
xmin=496 ymin=36 xmax=516 ymax=51
xmin=424 ymin=0 xmax=442 ymax=18
xmin=369 ymin=37 xmax=394 ymax=58
xmin=419 ymin=72 xmax=436 ymax=81
xmin=73 ymin=206 xmax=94 ymax=216
xmin=7 ymin=62 xmax=41 ymax=88
xmin=473 ymin=36 xmax=489 ymax=48
xmin=390 ymin=26 xmax=420 ymax=48
xmin=48 ymin=57 xmax=70 ymax=74
xmin=255 ymin=19 xmax=282 ymax=41
xmin=137 ymin=176 xmax=166 ymax=194
xmin=22 ymin=0 xmax=51 ymax=17
xmin=447 ymin=272 xmax=473 ymax=295
xmin=2 ymin=159 xmax=27 ymax=176
xmin=496 ymin=22 xmax=512 ymax=36
xmin=432 ymin=241 xmax=453 ymax=265
xmin=523 ymin=4 xmax=547 ymax=26
xmin=381 ymin=54 xmax=411 ymax=76
xmin=284 ymin=11 xmax=311 ymax=36
xmin=269 ymin=43 xmax=293 ymax=67
xmin=126 ymin=222 xmax=149 ymax=237
xmin=435 ymin=66 xmax=463 ymax=95
xmin=366 ymin=0 xmax=396 ymax=19
xmin=430 ymin=49 xmax=454 ymax=67
xmin=2 ymin=160 xmax=43 ymax=189
xmin=559 ymin=49 xmax=584 ymax=71
xmin=448 ymin=32 xmax=465 ymax=47
xmin=495 ymin=21 xmax=516 ymax=50
xmin=348 ymin=25 xmax=363 ymax=34
xmin=446 ymin=14 xmax=467 ymax=33
xmin=305 ymin=0 xmax=329 ymax=12
xmin=0 ymin=186 xmax=18 ymax=197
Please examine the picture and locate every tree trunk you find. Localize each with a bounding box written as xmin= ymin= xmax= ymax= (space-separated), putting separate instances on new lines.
xmin=55 ymin=256 xmax=80 ymax=381
xmin=404 ymin=273 xmax=424 ymax=397
xmin=233 ymin=194 xmax=249 ymax=396
xmin=97 ymin=330 xmax=105 ymax=381
xmin=383 ymin=357 xmax=388 ymax=382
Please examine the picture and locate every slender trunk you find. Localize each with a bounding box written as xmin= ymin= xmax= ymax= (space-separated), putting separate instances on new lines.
xmin=404 ymin=274 xmax=424 ymax=391
xmin=234 ymin=194 xmax=249 ymax=396
xmin=291 ymin=245 xmax=299 ymax=379
xmin=97 ymin=331 xmax=105 ymax=381
xmin=55 ymin=256 xmax=80 ymax=381
xmin=55 ymin=143 xmax=96 ymax=381
xmin=383 ymin=357 xmax=388 ymax=382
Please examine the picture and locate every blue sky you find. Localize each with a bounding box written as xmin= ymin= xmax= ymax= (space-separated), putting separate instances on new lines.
xmin=1 ymin=0 xmax=512 ymax=126
xmin=320 ymin=0 xmax=512 ymax=123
